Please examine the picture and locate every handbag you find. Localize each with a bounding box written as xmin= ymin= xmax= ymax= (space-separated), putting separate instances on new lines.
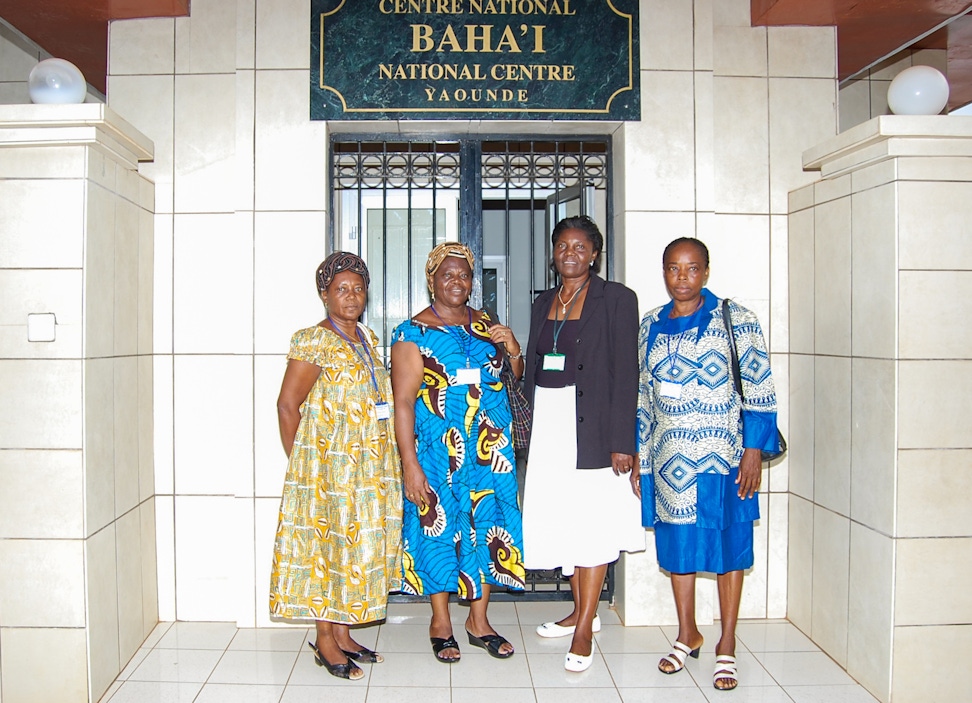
xmin=721 ymin=299 xmax=787 ymax=462
xmin=500 ymin=355 xmax=532 ymax=452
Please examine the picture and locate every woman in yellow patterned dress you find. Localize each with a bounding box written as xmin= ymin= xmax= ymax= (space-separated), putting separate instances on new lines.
xmin=270 ymin=252 xmax=403 ymax=681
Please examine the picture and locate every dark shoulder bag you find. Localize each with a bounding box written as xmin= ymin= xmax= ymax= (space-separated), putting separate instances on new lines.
xmin=721 ymin=299 xmax=787 ymax=462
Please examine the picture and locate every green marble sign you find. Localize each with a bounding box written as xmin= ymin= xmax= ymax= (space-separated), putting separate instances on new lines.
xmin=311 ymin=0 xmax=640 ymax=120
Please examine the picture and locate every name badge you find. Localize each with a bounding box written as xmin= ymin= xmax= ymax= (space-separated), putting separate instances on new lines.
xmin=375 ymin=402 xmax=391 ymax=420
xmin=542 ymin=353 xmax=566 ymax=371
xmin=455 ymin=367 xmax=481 ymax=385
xmin=659 ymin=381 xmax=682 ymax=399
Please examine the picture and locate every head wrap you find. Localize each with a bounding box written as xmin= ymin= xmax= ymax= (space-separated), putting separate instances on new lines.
xmin=425 ymin=241 xmax=475 ymax=296
xmin=316 ymin=251 xmax=370 ymax=293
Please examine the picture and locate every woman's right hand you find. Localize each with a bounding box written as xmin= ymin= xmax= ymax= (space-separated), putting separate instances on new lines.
xmin=629 ymin=469 xmax=641 ymax=498
xmin=403 ymin=463 xmax=432 ymax=507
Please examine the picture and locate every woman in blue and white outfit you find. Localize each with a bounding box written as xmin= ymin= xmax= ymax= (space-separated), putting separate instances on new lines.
xmin=632 ymin=237 xmax=779 ymax=692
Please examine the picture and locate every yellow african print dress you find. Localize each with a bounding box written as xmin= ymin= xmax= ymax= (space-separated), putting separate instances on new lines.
xmin=269 ymin=324 xmax=403 ymax=624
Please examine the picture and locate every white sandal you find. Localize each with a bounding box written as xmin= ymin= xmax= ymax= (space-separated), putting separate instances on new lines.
xmin=658 ymin=640 xmax=701 ymax=674
xmin=712 ymin=655 xmax=738 ymax=690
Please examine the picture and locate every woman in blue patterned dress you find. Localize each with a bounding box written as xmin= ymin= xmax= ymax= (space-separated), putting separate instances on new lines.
xmin=633 ymin=238 xmax=780 ymax=691
xmin=391 ymin=242 xmax=526 ymax=663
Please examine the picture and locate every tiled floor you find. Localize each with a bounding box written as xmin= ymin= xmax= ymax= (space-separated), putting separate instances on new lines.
xmin=99 ymin=602 xmax=879 ymax=703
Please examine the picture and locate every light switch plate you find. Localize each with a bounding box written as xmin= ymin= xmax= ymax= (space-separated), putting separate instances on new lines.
xmin=27 ymin=313 xmax=56 ymax=342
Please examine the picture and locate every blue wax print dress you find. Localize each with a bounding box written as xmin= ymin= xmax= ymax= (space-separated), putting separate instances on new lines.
xmin=637 ymin=290 xmax=779 ymax=574
xmin=392 ymin=313 xmax=525 ymax=599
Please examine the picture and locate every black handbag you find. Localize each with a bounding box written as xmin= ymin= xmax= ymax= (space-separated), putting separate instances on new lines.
xmin=721 ymin=299 xmax=787 ymax=462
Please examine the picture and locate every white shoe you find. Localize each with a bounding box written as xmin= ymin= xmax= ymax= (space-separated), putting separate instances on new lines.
xmin=564 ymin=650 xmax=593 ymax=672
xmin=536 ymin=613 xmax=601 ymax=638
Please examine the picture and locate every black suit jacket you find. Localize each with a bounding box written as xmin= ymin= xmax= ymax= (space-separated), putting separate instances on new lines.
xmin=523 ymin=274 xmax=640 ymax=468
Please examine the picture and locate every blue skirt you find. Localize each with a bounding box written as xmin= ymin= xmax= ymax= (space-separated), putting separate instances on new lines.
xmin=654 ymin=520 xmax=753 ymax=574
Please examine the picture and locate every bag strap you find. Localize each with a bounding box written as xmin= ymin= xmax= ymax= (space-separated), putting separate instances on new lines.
xmin=721 ymin=298 xmax=744 ymax=400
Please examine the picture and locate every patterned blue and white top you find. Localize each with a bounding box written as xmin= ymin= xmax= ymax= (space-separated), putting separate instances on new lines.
xmin=637 ymin=289 xmax=778 ymax=530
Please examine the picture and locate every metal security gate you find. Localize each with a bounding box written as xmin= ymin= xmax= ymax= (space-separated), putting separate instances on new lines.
xmin=329 ymin=136 xmax=613 ymax=602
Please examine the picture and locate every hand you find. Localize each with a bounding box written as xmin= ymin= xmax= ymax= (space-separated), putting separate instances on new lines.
xmin=488 ymin=324 xmax=521 ymax=357
xmin=611 ymin=452 xmax=634 ymax=476
xmin=735 ymin=447 xmax=762 ymax=499
xmin=629 ymin=469 xmax=641 ymax=498
xmin=403 ymin=464 xmax=433 ymax=508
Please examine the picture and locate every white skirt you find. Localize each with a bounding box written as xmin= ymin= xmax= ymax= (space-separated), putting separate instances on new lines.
xmin=522 ymin=385 xmax=646 ymax=576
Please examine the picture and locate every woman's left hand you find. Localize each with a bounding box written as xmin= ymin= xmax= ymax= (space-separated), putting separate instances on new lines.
xmin=611 ymin=452 xmax=635 ymax=476
xmin=488 ymin=323 xmax=521 ymax=357
xmin=736 ymin=447 xmax=762 ymax=499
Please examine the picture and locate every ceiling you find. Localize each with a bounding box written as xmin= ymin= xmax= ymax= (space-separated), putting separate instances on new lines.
xmin=1 ymin=0 xmax=972 ymax=109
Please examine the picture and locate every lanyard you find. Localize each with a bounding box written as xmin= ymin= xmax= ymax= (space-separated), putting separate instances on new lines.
xmin=552 ymin=277 xmax=589 ymax=353
xmin=664 ymin=297 xmax=704 ymax=375
xmin=431 ymin=305 xmax=474 ymax=368
xmin=666 ymin=329 xmax=687 ymax=375
xmin=328 ymin=321 xmax=383 ymax=399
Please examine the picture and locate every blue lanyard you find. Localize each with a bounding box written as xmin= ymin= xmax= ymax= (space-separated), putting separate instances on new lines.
xmin=552 ymin=277 xmax=588 ymax=353
xmin=430 ymin=305 xmax=473 ymax=368
xmin=328 ymin=322 xmax=383 ymax=399
xmin=666 ymin=330 xmax=687 ymax=375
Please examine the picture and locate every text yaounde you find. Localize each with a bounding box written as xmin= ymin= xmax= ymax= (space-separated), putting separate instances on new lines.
xmin=379 ymin=62 xmax=575 ymax=81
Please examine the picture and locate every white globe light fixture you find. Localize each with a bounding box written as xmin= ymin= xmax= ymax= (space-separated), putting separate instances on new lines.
xmin=28 ymin=58 xmax=87 ymax=104
xmin=887 ymin=65 xmax=949 ymax=115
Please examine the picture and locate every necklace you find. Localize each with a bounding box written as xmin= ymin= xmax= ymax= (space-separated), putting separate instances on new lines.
xmin=557 ymin=282 xmax=585 ymax=315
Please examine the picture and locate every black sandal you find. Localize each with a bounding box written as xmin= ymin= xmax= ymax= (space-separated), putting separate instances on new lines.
xmin=430 ymin=635 xmax=461 ymax=663
xmin=343 ymin=646 xmax=383 ymax=663
xmin=466 ymin=630 xmax=514 ymax=659
xmin=307 ymin=641 xmax=364 ymax=680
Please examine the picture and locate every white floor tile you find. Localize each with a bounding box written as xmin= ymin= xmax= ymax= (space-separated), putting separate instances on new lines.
xmin=98 ymin=680 xmax=123 ymax=703
xmin=452 ymin=687 xmax=538 ymax=703
xmin=620 ymin=686 xmax=709 ymax=702
xmin=280 ymin=683 xmax=367 ymax=702
xmin=107 ymin=616 xmax=883 ymax=703
xmin=366 ymin=686 xmax=452 ymax=702
xmin=754 ymin=652 xmax=856 ymax=686
xmin=116 ymin=647 xmax=152 ymax=680
xmin=449 ymin=646 xmax=533 ymax=687
xmin=736 ymin=622 xmax=818 ymax=652
xmin=155 ymin=621 xmax=239 ymax=650
xmin=700 ymin=685 xmax=794 ymax=702
xmin=194 ymin=683 xmax=285 ymax=703
xmin=127 ymin=648 xmax=223 ymax=683
xmin=364 ymin=651 xmax=452 ymax=688
xmin=595 ymin=625 xmax=672 ymax=653
xmin=514 ymin=601 xmax=578 ymax=625
xmin=536 ymin=689 xmax=622 ymax=702
xmin=527 ymin=651 xmax=615 ymax=688
xmin=141 ymin=622 xmax=174 ymax=649
xmin=375 ymin=623 xmax=438 ymax=653
xmin=207 ymin=650 xmax=298 ymax=685
xmin=105 ymin=680 xmax=202 ymax=702
xmin=684 ymin=651 xmax=777 ymax=688
xmin=606 ymin=652 xmax=708 ymax=688
xmin=783 ymin=684 xmax=880 ymax=703
xmin=228 ymin=627 xmax=310 ymax=651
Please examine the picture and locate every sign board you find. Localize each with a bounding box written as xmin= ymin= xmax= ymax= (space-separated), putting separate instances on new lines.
xmin=311 ymin=0 xmax=640 ymax=120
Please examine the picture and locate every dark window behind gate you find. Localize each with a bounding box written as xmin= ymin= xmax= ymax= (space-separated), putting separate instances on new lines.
xmin=330 ymin=136 xmax=613 ymax=602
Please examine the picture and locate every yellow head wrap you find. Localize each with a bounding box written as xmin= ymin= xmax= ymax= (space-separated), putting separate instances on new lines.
xmin=425 ymin=241 xmax=475 ymax=297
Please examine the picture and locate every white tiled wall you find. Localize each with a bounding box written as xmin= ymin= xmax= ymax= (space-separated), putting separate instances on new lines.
xmin=789 ymin=123 xmax=972 ymax=702
xmin=0 ymin=105 xmax=156 ymax=703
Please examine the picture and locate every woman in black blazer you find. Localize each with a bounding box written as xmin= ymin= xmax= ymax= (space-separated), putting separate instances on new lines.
xmin=521 ymin=216 xmax=645 ymax=673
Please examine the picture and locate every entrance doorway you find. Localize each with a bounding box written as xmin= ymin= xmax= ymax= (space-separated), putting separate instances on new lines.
xmin=329 ymin=136 xmax=613 ymax=601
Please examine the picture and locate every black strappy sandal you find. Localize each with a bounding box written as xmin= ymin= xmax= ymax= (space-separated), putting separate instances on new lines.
xmin=342 ymin=646 xmax=384 ymax=663
xmin=307 ymin=641 xmax=364 ymax=680
xmin=466 ymin=630 xmax=514 ymax=659
xmin=430 ymin=635 xmax=461 ymax=663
